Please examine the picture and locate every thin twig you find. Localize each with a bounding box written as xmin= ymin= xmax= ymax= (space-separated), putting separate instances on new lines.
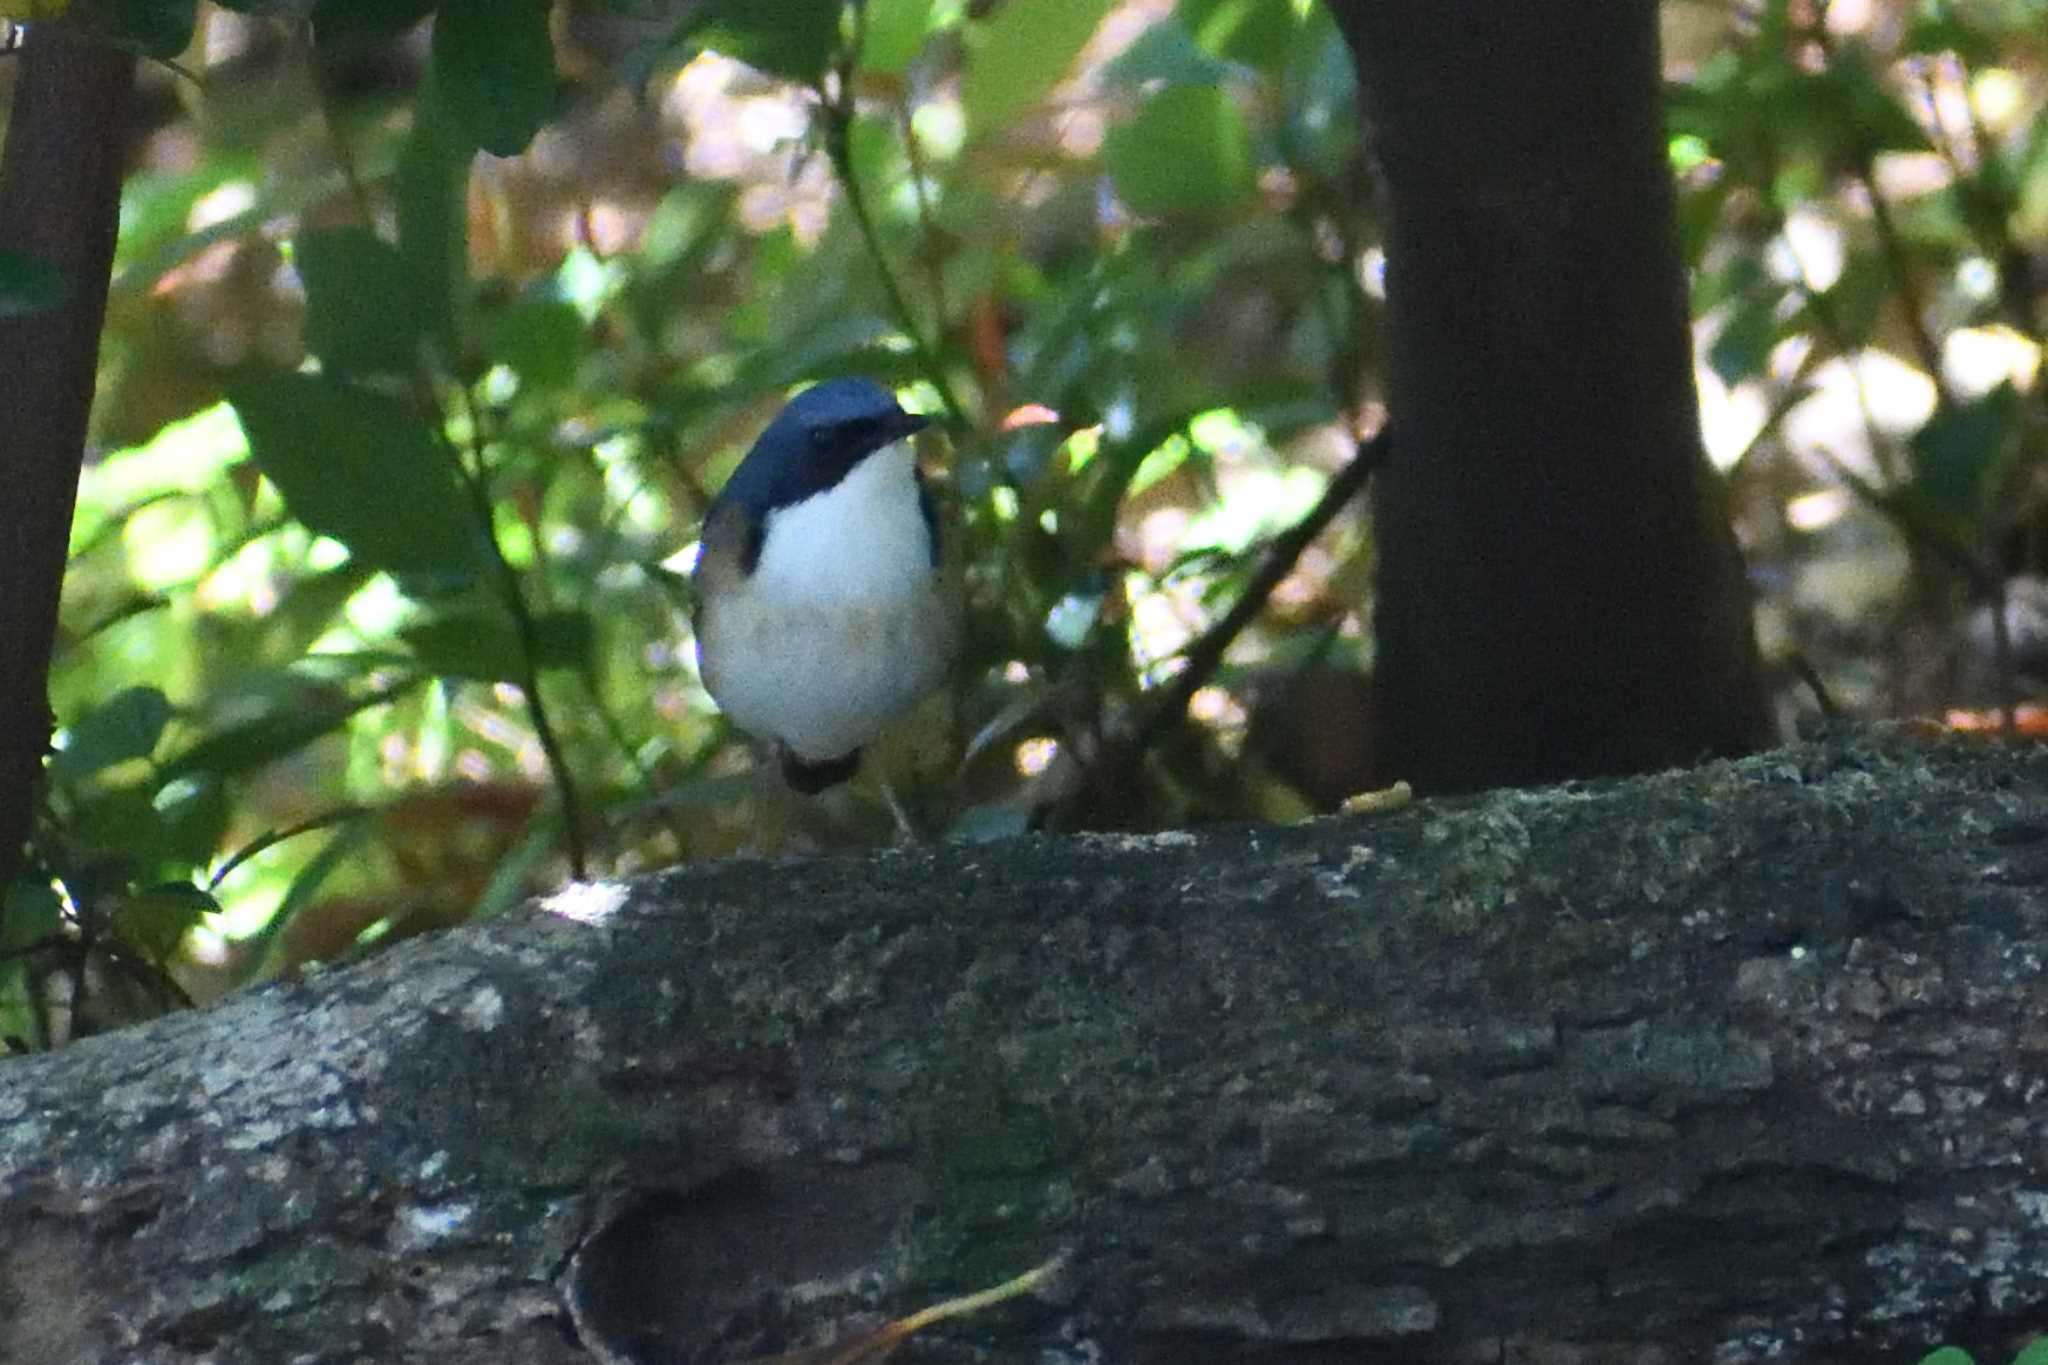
xmin=208 ymin=806 xmax=370 ymax=892
xmin=1855 ymin=155 xmax=1953 ymax=407
xmin=1787 ymin=650 xmax=1841 ymax=717
xmin=307 ymin=39 xmax=592 ymax=875
xmin=816 ymin=38 xmax=969 ymax=427
xmin=451 ymin=386 xmax=591 ymax=879
xmin=1078 ymin=129 xmax=1384 ymax=805
xmin=898 ymin=95 xmax=953 ymax=334
xmin=1800 ymin=19 xmax=1955 ymax=410
xmin=1127 ymin=427 xmax=1390 ymax=759
xmin=1811 ymin=440 xmax=2016 ymax=732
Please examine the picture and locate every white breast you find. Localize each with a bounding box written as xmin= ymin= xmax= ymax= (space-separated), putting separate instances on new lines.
xmin=747 ymin=443 xmax=934 ymax=603
xmin=697 ymin=440 xmax=954 ymax=763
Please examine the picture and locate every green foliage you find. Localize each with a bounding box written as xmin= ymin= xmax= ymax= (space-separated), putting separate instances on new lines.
xmin=225 ymin=373 xmax=483 ymax=583
xmin=1906 ymin=381 xmax=2026 ymax=540
xmin=51 ymin=687 xmax=173 ymax=784
xmin=296 ymin=228 xmax=430 ymax=374
xmin=1675 ymin=0 xmax=2048 ymax=673
xmin=431 ymin=0 xmax=555 ymax=157
xmin=310 ymin=0 xmax=437 ymax=54
xmin=102 ymin=0 xmax=198 ymax=58
xmin=860 ymin=0 xmax=936 ymax=74
xmin=400 ymin=607 xmax=592 ymax=681
xmin=962 ymin=0 xmax=1115 ymax=138
xmin=394 ymin=88 xmax=473 ymax=353
xmin=1181 ymin=0 xmax=1297 ymax=67
xmin=1105 ymin=84 xmax=1257 ymax=215
xmin=688 ymin=0 xmax=845 ymax=83
xmin=1920 ymin=1341 xmax=2048 ymax=1365
xmin=484 ymin=300 xmax=585 ymax=392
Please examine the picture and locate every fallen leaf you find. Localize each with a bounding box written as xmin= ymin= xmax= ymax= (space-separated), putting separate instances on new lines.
xmin=734 ymin=1254 xmax=1064 ymax=1365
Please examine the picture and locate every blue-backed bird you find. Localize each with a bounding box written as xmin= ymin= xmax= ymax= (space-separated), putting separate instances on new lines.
xmin=691 ymin=378 xmax=956 ymax=794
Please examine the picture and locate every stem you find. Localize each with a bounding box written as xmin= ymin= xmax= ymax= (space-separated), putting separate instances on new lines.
xmin=208 ymin=806 xmax=371 ymax=892
xmin=451 ymin=387 xmax=591 ymax=879
xmin=898 ymin=95 xmax=953 ymax=335
xmin=1800 ymin=20 xmax=1955 ymax=411
xmin=816 ymin=58 xmax=970 ymax=428
xmin=1128 ymin=428 xmax=1391 ymax=761
xmin=1856 ymin=155 xmax=1953 ymax=405
xmin=307 ymin=39 xmax=591 ymax=876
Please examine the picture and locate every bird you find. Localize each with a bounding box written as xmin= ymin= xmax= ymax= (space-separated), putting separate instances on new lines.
xmin=691 ymin=377 xmax=957 ymax=794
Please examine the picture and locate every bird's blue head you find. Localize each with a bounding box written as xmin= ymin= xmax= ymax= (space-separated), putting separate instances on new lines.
xmin=711 ymin=377 xmax=932 ymax=571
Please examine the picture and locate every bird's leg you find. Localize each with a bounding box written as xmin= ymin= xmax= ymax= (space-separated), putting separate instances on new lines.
xmin=877 ymin=770 xmax=920 ymax=844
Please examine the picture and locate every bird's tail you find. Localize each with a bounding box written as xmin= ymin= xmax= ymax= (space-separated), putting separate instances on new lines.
xmin=779 ymin=744 xmax=862 ymax=794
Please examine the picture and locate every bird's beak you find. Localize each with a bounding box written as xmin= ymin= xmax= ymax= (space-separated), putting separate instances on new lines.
xmin=897 ymin=409 xmax=932 ymax=439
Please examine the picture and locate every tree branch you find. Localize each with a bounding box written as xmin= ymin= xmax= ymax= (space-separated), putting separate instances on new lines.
xmin=1125 ymin=426 xmax=1388 ymax=763
xmin=4 ymin=729 xmax=2045 ymax=1364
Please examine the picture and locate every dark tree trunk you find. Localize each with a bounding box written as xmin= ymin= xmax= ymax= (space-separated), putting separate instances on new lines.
xmin=1325 ymin=1 xmax=1773 ymax=794
xmin=0 ymin=21 xmax=135 ymax=903
xmin=3 ymin=730 xmax=2046 ymax=1365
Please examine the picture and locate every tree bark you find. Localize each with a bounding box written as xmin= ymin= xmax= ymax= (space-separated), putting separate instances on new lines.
xmin=0 ymin=21 xmax=135 ymax=904
xmin=1325 ymin=1 xmax=1774 ymax=795
xmin=4 ymin=730 xmax=2048 ymax=1363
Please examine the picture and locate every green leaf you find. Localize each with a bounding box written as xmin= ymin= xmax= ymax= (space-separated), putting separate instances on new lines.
xmin=396 ymin=87 xmax=474 ymax=356
xmin=250 ymin=818 xmax=375 ymax=961
xmin=2012 ymin=1339 xmax=2048 ymax=1365
xmin=115 ymin=883 xmax=218 ymax=963
xmin=400 ymin=607 xmax=594 ymax=680
xmin=0 ymin=250 xmax=72 ymax=317
xmin=103 ymin=0 xmax=198 ymax=58
xmin=159 ymin=679 xmax=422 ymax=783
xmin=260 ymin=564 xmax=376 ymax=662
xmin=432 ymin=0 xmax=555 ymax=157
xmin=1178 ymin=0 xmax=1296 ymax=68
xmin=1104 ymin=18 xmax=1233 ymax=88
xmin=470 ymin=803 xmax=563 ymax=918
xmin=860 ymin=0 xmax=934 ymax=74
xmin=1706 ymin=288 xmax=1788 ymax=388
xmin=67 ymin=776 xmax=228 ymax=873
xmin=1817 ymin=250 xmax=1889 ymax=344
xmin=1104 ymin=84 xmax=1257 ymax=215
xmin=154 ymin=777 xmax=233 ymax=869
xmin=226 ymin=372 xmax=484 ymax=582
xmin=312 ymin=0 xmax=437 ymax=56
xmin=1904 ymin=9 xmax=1999 ymax=64
xmin=297 ymin=228 xmax=427 ymax=375
xmin=688 ymin=0 xmax=844 ymax=83
xmin=1778 ymin=54 xmax=1931 ymax=158
xmin=54 ymin=687 xmax=174 ymax=785
xmin=2 ymin=881 xmax=65 ymax=952
xmin=962 ymin=0 xmax=1113 ymax=139
xmin=1918 ymin=1349 xmax=1975 ymax=1365
xmin=483 ymin=299 xmax=585 ymax=392
xmin=1907 ymin=383 xmax=2024 ymax=542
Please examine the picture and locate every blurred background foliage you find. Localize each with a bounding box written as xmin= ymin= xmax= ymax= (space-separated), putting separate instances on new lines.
xmin=1 ymin=0 xmax=2044 ymax=1047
